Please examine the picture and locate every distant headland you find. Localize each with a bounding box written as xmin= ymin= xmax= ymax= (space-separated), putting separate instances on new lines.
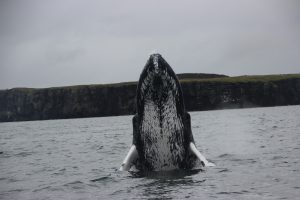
xmin=0 ymin=73 xmax=300 ymax=122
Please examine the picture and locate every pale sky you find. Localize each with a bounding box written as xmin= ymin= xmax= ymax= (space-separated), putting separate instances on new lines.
xmin=0 ymin=0 xmax=299 ymax=89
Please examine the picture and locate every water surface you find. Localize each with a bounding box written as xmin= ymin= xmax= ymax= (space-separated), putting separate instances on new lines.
xmin=1 ymin=106 xmax=300 ymax=199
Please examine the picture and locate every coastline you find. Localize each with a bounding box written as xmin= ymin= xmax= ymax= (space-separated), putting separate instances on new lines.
xmin=1 ymin=74 xmax=300 ymax=122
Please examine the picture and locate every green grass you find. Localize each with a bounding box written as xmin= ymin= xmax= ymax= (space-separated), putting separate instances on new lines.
xmin=180 ymin=74 xmax=300 ymax=84
xmin=8 ymin=88 xmax=35 ymax=93
xmin=56 ymin=81 xmax=137 ymax=90
xmin=5 ymin=81 xmax=138 ymax=91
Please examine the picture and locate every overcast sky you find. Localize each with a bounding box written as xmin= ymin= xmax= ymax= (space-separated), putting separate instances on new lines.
xmin=0 ymin=0 xmax=299 ymax=89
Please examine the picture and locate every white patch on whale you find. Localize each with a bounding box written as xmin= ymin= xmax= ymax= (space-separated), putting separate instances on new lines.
xmin=141 ymin=90 xmax=184 ymax=170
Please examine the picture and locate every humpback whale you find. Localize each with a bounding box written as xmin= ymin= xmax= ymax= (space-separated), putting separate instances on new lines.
xmin=120 ymin=54 xmax=214 ymax=171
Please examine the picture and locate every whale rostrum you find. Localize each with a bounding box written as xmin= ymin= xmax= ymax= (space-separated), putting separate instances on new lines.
xmin=120 ymin=54 xmax=215 ymax=171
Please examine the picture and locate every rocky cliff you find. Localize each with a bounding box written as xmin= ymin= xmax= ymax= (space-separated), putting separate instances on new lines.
xmin=1 ymin=74 xmax=300 ymax=122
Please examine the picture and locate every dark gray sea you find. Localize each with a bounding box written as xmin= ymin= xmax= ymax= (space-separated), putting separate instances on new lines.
xmin=1 ymin=105 xmax=300 ymax=200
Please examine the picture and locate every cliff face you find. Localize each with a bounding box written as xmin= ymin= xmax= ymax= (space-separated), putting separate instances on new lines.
xmin=1 ymin=74 xmax=300 ymax=122
xmin=0 ymin=83 xmax=137 ymax=122
xmin=181 ymin=77 xmax=300 ymax=111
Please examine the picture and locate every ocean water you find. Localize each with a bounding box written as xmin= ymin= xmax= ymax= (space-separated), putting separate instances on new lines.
xmin=0 ymin=105 xmax=300 ymax=200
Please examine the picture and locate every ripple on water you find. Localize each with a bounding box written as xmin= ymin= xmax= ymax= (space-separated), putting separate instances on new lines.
xmin=61 ymin=181 xmax=89 ymax=192
xmin=14 ymin=151 xmax=34 ymax=157
xmin=90 ymin=176 xmax=114 ymax=183
xmin=218 ymin=168 xmax=231 ymax=173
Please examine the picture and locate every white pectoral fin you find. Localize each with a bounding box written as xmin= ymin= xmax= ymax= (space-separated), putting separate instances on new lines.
xmin=189 ymin=142 xmax=215 ymax=167
xmin=119 ymin=145 xmax=138 ymax=171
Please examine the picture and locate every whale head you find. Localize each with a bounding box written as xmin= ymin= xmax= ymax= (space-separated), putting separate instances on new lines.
xmin=135 ymin=54 xmax=188 ymax=170
xmin=137 ymin=54 xmax=185 ymax=116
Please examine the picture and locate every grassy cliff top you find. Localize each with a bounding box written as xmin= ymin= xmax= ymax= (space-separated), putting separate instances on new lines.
xmin=180 ymin=74 xmax=300 ymax=84
xmin=177 ymin=73 xmax=228 ymax=80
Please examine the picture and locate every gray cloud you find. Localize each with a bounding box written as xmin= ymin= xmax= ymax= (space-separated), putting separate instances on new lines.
xmin=0 ymin=0 xmax=299 ymax=89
